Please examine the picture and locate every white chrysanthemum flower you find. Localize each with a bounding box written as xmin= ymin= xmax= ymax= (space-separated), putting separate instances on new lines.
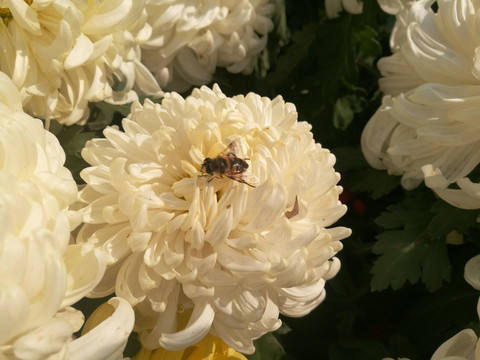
xmin=377 ymin=0 xmax=480 ymax=96
xmin=362 ymin=0 xmax=480 ymax=209
xmin=138 ymin=0 xmax=275 ymax=92
xmin=76 ymin=84 xmax=351 ymax=354
xmin=71 ymin=0 xmax=163 ymax=104
xmin=362 ymin=84 xmax=480 ymax=208
xmin=377 ymin=0 xmax=418 ymax=51
xmin=0 ymin=0 xmax=161 ymax=126
xmin=325 ymin=0 xmax=363 ymax=18
xmin=0 ymin=71 xmax=133 ymax=359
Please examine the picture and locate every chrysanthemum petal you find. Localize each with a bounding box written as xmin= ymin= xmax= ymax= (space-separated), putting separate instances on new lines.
xmin=68 ymin=297 xmax=135 ymax=360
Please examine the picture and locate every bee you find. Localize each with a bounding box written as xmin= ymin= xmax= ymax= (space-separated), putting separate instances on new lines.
xmin=200 ymin=138 xmax=258 ymax=187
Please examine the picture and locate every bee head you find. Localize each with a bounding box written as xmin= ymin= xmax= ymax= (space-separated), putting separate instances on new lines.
xmin=201 ymin=158 xmax=213 ymax=174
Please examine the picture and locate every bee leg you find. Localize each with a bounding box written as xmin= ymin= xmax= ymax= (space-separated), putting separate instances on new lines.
xmin=226 ymin=175 xmax=255 ymax=188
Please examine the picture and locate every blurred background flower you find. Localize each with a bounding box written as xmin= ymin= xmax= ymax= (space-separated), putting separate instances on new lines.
xmin=138 ymin=0 xmax=275 ymax=91
xmin=362 ymin=0 xmax=480 ymax=209
xmin=0 ymin=0 xmax=162 ymax=126
xmin=325 ymin=0 xmax=363 ymax=18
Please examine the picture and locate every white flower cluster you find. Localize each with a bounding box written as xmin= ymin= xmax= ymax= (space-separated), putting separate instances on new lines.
xmin=0 ymin=0 xmax=162 ymax=126
xmin=361 ymin=0 xmax=480 ymax=209
xmin=0 ymin=72 xmax=134 ymax=360
xmin=325 ymin=0 xmax=363 ymax=18
xmin=138 ymin=0 xmax=275 ymax=91
xmin=0 ymin=0 xmax=276 ymax=125
xmin=76 ymin=84 xmax=351 ymax=354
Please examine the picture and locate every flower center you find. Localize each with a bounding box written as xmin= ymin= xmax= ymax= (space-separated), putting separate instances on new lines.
xmin=0 ymin=0 xmax=32 ymax=25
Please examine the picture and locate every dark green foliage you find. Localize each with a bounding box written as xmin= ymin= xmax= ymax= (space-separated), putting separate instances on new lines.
xmin=55 ymin=124 xmax=97 ymax=183
xmin=247 ymin=330 xmax=288 ymax=360
xmin=371 ymin=190 xmax=479 ymax=292
xmin=62 ymin=0 xmax=480 ymax=359
xmin=372 ymin=191 xmax=452 ymax=292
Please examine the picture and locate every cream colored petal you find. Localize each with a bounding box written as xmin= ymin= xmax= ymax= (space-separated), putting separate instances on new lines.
xmin=279 ymin=278 xmax=327 ymax=317
xmin=0 ymin=286 xmax=30 ymax=345
xmin=431 ymin=328 xmax=478 ymax=360
xmin=64 ymin=33 xmax=94 ymax=69
xmin=89 ymin=261 xmax=121 ymax=298
xmin=132 ymin=59 xmax=163 ymax=97
xmin=378 ymin=53 xmax=425 ymax=95
xmin=9 ymin=27 xmax=31 ymax=90
xmin=342 ymin=0 xmax=363 ymax=14
xmin=174 ymin=49 xmax=214 ymax=86
xmin=423 ymin=165 xmax=480 ymax=210
xmin=377 ymin=0 xmax=408 ymax=14
xmin=405 ymin=22 xmax=475 ymax=84
xmin=465 ymin=254 xmax=480 ymax=290
xmin=0 ymin=72 xmax=23 ymax=112
xmin=34 ymin=19 xmax=74 ymax=61
xmin=158 ymin=301 xmax=215 ymax=351
xmin=325 ymin=0 xmax=343 ymax=18
xmin=12 ymin=318 xmax=73 ymax=360
xmin=61 ymin=244 xmax=107 ymax=307
xmin=360 ymin=97 xmax=398 ymax=170
xmin=80 ymin=0 xmax=136 ymax=33
xmin=55 ymin=307 xmax=85 ymax=333
xmin=68 ymin=297 xmax=134 ymax=360
xmin=6 ymin=0 xmax=41 ymax=35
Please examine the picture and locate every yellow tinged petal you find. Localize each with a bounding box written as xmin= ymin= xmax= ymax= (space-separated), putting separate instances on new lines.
xmin=6 ymin=0 xmax=40 ymax=34
xmin=134 ymin=335 xmax=247 ymax=360
xmin=61 ymin=245 xmax=107 ymax=307
xmin=0 ymin=71 xmax=23 ymax=111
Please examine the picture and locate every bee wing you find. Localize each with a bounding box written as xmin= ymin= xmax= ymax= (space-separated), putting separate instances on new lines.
xmin=229 ymin=169 xmax=259 ymax=188
xmin=219 ymin=138 xmax=245 ymax=158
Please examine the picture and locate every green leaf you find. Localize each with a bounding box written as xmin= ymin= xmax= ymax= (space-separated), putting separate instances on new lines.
xmin=348 ymin=167 xmax=400 ymax=199
xmin=371 ymin=191 xmax=452 ymax=292
xmin=89 ymin=101 xmax=131 ymax=130
xmin=316 ymin=16 xmax=358 ymax=95
xmin=55 ymin=124 xmax=97 ymax=183
xmin=264 ymin=23 xmax=317 ymax=89
xmin=332 ymin=147 xmax=369 ymax=172
xmin=352 ymin=23 xmax=382 ymax=66
xmin=333 ymin=147 xmax=400 ymax=198
xmin=333 ymin=97 xmax=354 ymax=131
xmin=247 ymin=332 xmax=286 ymax=360
xmin=428 ymin=201 xmax=480 ymax=240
